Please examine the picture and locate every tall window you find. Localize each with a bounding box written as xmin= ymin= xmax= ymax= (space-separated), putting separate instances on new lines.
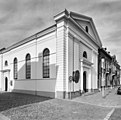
xmin=5 ymin=60 xmax=8 ymax=66
xmin=14 ymin=58 xmax=18 ymax=79
xmin=26 ymin=53 xmax=31 ymax=79
xmin=83 ymin=51 xmax=87 ymax=59
xmin=43 ymin=48 xmax=50 ymax=78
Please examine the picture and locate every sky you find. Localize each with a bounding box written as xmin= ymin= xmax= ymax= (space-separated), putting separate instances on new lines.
xmin=0 ymin=0 xmax=121 ymax=64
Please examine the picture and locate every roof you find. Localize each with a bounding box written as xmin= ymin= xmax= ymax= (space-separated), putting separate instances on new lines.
xmin=0 ymin=24 xmax=56 ymax=54
xmin=0 ymin=9 xmax=102 ymax=54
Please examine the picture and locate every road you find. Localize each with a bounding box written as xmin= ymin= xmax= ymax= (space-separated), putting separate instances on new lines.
xmin=0 ymin=87 xmax=121 ymax=120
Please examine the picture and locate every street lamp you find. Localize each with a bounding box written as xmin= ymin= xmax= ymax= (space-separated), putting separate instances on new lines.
xmin=101 ymin=58 xmax=105 ymax=98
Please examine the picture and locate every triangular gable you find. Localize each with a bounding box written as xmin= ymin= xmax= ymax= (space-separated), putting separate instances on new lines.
xmin=70 ymin=11 xmax=102 ymax=47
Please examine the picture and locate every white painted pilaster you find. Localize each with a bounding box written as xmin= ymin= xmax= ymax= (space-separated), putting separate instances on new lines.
xmin=88 ymin=69 xmax=92 ymax=92
xmin=80 ymin=60 xmax=83 ymax=91
xmin=0 ymin=54 xmax=3 ymax=90
xmin=55 ymin=18 xmax=68 ymax=98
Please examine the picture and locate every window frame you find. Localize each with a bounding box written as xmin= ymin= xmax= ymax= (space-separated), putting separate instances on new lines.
xmin=5 ymin=60 xmax=8 ymax=66
xmin=85 ymin=26 xmax=88 ymax=33
xmin=43 ymin=48 xmax=50 ymax=78
xmin=26 ymin=53 xmax=31 ymax=79
xmin=13 ymin=58 xmax=18 ymax=80
xmin=83 ymin=51 xmax=87 ymax=59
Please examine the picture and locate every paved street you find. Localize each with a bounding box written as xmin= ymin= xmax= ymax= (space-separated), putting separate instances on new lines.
xmin=0 ymin=87 xmax=121 ymax=120
xmin=1 ymin=98 xmax=111 ymax=120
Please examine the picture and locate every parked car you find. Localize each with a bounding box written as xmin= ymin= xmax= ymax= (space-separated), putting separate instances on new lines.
xmin=117 ymin=86 xmax=121 ymax=95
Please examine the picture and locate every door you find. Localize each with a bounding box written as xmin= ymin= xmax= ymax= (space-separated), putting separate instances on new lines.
xmin=83 ymin=71 xmax=86 ymax=92
xmin=5 ymin=77 xmax=8 ymax=91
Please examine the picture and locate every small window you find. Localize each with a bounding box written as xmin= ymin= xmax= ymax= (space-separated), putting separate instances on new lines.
xmin=5 ymin=61 xmax=8 ymax=66
xmin=26 ymin=53 xmax=31 ymax=79
xmin=13 ymin=58 xmax=18 ymax=79
xmin=43 ymin=48 xmax=50 ymax=78
xmin=85 ymin=26 xmax=88 ymax=33
xmin=83 ymin=51 xmax=87 ymax=58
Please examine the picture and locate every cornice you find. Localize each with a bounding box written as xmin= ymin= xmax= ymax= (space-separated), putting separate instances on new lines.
xmin=68 ymin=26 xmax=98 ymax=52
xmin=80 ymin=58 xmax=93 ymax=66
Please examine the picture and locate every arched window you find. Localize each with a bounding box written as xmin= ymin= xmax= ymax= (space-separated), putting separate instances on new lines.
xmin=43 ymin=48 xmax=50 ymax=78
xmin=13 ymin=58 xmax=18 ymax=79
xmin=26 ymin=53 xmax=31 ymax=79
xmin=85 ymin=26 xmax=88 ymax=33
xmin=83 ymin=51 xmax=87 ymax=58
xmin=5 ymin=60 xmax=8 ymax=66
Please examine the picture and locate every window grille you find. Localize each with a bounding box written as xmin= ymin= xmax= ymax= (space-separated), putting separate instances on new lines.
xmin=43 ymin=48 xmax=50 ymax=78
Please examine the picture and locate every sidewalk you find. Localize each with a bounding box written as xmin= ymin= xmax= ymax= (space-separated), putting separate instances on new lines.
xmin=73 ymin=87 xmax=121 ymax=107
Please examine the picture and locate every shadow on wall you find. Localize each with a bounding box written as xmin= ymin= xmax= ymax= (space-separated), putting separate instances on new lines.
xmin=8 ymin=52 xmax=57 ymax=95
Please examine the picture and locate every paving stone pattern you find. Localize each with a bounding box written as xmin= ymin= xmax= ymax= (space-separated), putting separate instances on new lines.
xmin=1 ymin=99 xmax=111 ymax=120
xmin=0 ymin=88 xmax=120 ymax=120
xmin=0 ymin=92 xmax=51 ymax=112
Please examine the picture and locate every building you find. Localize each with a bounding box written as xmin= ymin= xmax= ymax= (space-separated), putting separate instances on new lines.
xmin=98 ymin=48 xmax=112 ymax=89
xmin=98 ymin=48 xmax=120 ymax=90
xmin=0 ymin=9 xmax=102 ymax=99
xmin=112 ymin=55 xmax=120 ymax=86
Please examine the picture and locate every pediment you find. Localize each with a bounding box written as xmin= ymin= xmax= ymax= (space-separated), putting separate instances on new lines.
xmin=82 ymin=58 xmax=93 ymax=66
xmin=70 ymin=11 xmax=102 ymax=47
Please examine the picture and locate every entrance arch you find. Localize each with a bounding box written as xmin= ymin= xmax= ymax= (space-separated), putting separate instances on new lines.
xmin=83 ymin=71 xmax=87 ymax=92
xmin=5 ymin=77 xmax=8 ymax=91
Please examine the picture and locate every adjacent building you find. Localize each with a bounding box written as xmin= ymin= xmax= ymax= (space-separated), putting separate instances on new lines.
xmin=98 ymin=48 xmax=120 ymax=90
xmin=112 ymin=55 xmax=120 ymax=86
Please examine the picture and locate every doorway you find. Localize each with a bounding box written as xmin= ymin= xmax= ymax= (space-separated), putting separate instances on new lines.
xmin=5 ymin=77 xmax=8 ymax=91
xmin=83 ymin=71 xmax=87 ymax=92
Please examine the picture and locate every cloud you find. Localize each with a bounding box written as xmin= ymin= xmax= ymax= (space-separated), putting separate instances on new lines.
xmin=0 ymin=0 xmax=121 ymax=64
xmin=0 ymin=0 xmax=49 ymax=47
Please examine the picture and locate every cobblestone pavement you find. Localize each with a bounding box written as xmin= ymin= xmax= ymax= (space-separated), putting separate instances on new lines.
xmin=0 ymin=88 xmax=120 ymax=120
xmin=1 ymin=99 xmax=111 ymax=120
xmin=73 ymin=87 xmax=121 ymax=107
xmin=0 ymin=92 xmax=51 ymax=112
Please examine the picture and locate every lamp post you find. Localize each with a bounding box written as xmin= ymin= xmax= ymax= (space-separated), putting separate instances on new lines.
xmin=101 ymin=58 xmax=105 ymax=98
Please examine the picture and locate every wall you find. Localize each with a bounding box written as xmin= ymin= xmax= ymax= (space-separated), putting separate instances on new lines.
xmin=68 ymin=36 xmax=80 ymax=93
xmin=92 ymin=51 xmax=98 ymax=89
xmin=67 ymin=19 xmax=99 ymax=94
xmin=1 ymin=30 xmax=56 ymax=98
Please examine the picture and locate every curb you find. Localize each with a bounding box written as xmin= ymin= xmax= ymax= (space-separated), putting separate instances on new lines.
xmin=72 ymin=100 xmax=121 ymax=108
xmin=0 ymin=113 xmax=10 ymax=120
xmin=104 ymin=108 xmax=115 ymax=120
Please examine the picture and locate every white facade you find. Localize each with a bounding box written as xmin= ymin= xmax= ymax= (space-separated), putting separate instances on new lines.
xmin=0 ymin=10 xmax=102 ymax=98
